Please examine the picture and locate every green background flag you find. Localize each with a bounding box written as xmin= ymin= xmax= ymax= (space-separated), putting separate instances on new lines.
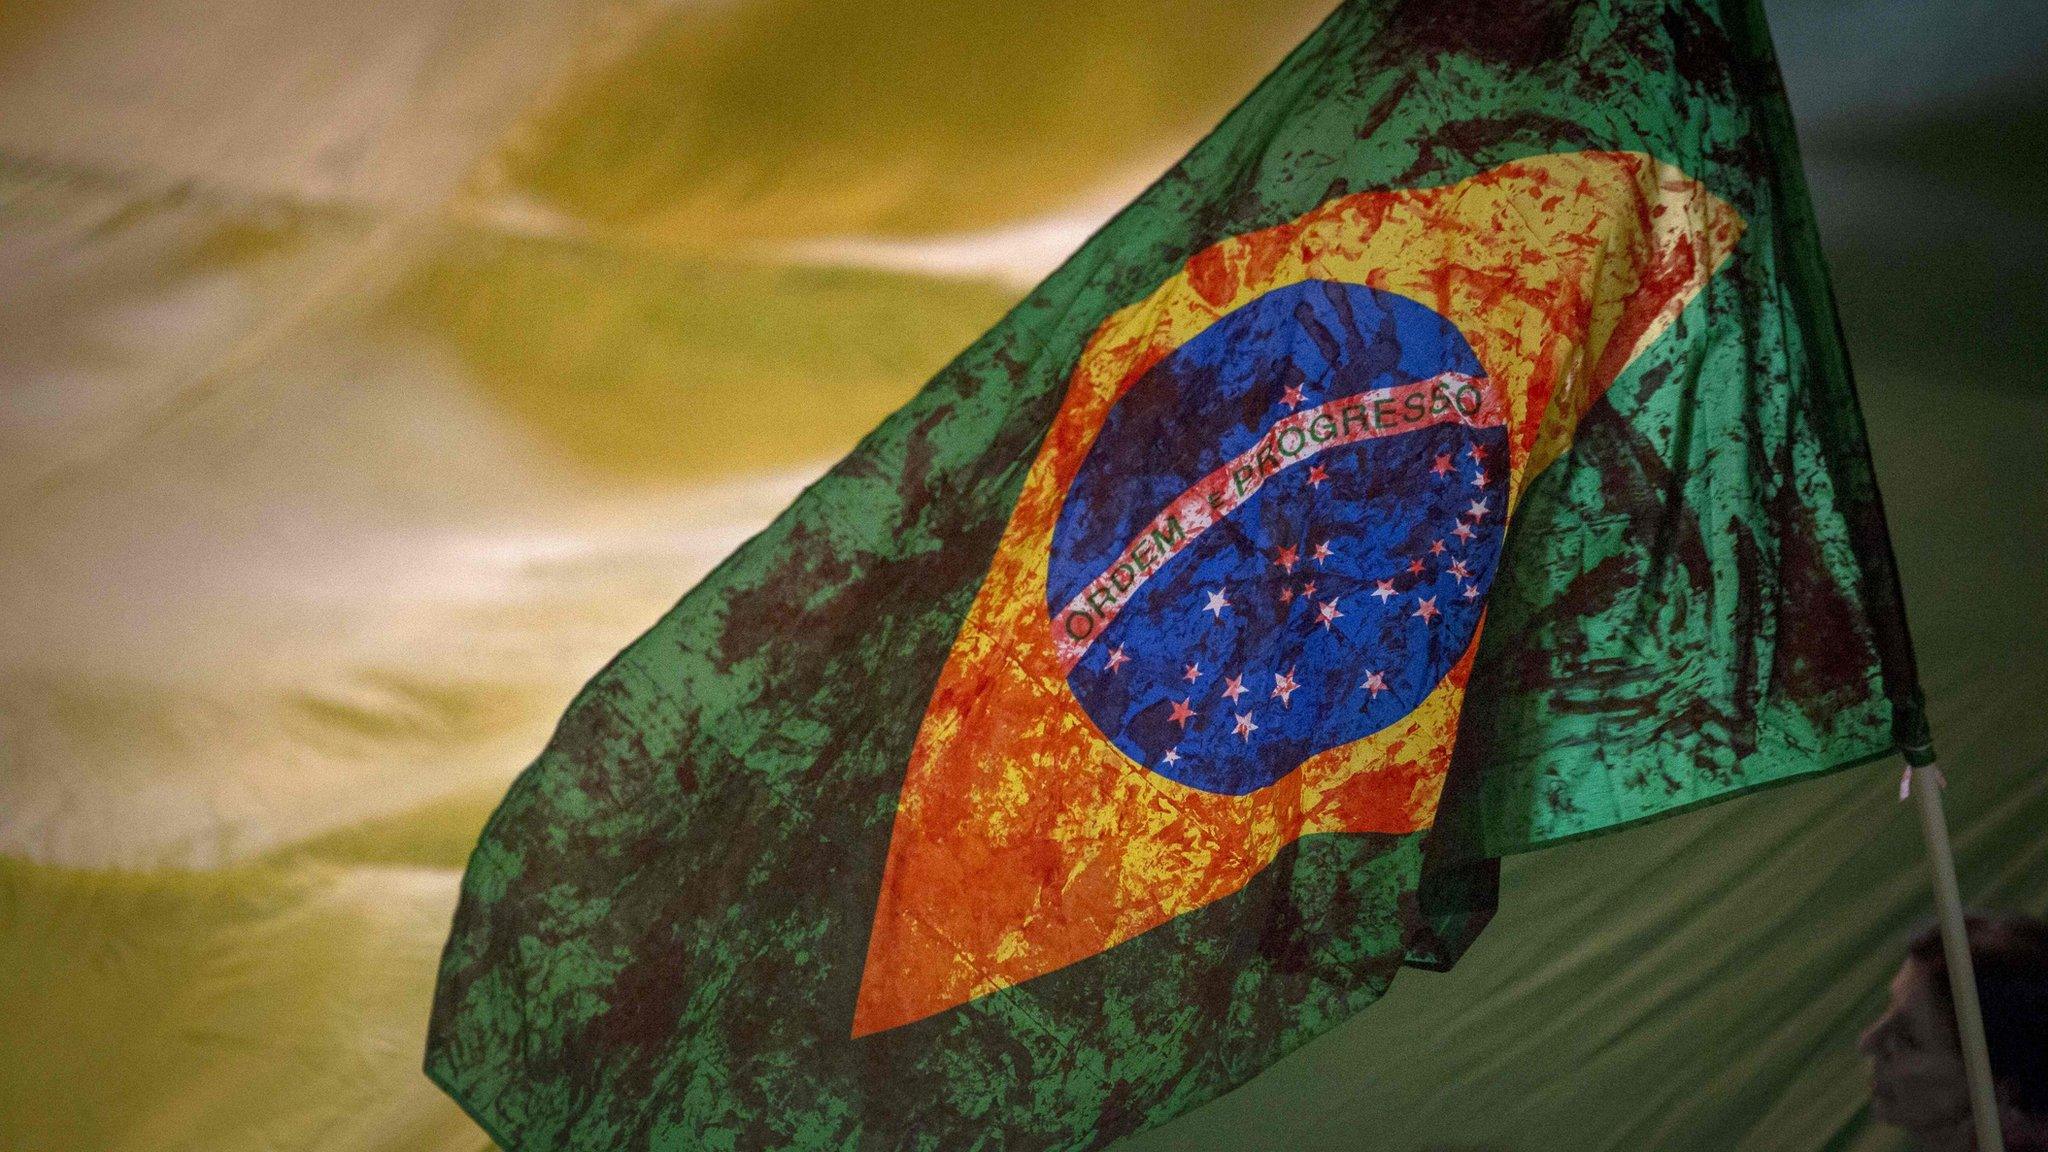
xmin=424 ymin=0 xmax=1933 ymax=1148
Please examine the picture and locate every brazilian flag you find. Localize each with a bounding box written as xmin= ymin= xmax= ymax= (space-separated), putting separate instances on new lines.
xmin=427 ymin=0 xmax=1929 ymax=1147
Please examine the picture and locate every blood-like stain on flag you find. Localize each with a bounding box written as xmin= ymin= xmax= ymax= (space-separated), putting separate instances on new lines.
xmin=850 ymin=149 xmax=1746 ymax=1036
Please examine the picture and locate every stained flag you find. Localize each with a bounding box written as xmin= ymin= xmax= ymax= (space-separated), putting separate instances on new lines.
xmin=427 ymin=1 xmax=1929 ymax=1148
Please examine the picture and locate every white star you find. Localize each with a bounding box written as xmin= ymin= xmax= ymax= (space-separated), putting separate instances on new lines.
xmin=1413 ymin=596 xmax=1440 ymax=622
xmin=1316 ymin=597 xmax=1345 ymax=630
xmin=1466 ymin=497 xmax=1491 ymax=521
xmin=1183 ymin=662 xmax=1202 ymax=683
xmin=1204 ymin=587 xmax=1231 ymax=618
xmin=1452 ymin=522 xmax=1475 ymax=543
xmin=1105 ymin=645 xmax=1129 ymax=672
xmin=1222 ymin=674 xmax=1248 ymax=703
xmin=1162 ymin=747 xmax=1182 ymax=766
xmin=1311 ymin=540 xmax=1334 ymax=564
xmin=1233 ymin=711 xmax=1259 ymax=741
xmin=1372 ymin=579 xmax=1398 ymax=603
xmin=1360 ymin=670 xmax=1387 ymax=698
xmin=1271 ymin=667 xmax=1300 ymax=707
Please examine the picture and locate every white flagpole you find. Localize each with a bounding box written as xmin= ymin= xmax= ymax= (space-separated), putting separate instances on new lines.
xmin=1907 ymin=761 xmax=2005 ymax=1152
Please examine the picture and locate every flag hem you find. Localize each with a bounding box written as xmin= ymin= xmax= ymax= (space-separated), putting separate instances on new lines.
xmin=1486 ymin=740 xmax=1906 ymax=858
xmin=422 ymin=1057 xmax=516 ymax=1152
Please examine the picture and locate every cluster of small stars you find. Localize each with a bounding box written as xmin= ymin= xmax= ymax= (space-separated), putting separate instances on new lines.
xmin=1090 ymin=439 xmax=1499 ymax=771
xmin=1076 ymin=369 xmax=1504 ymax=779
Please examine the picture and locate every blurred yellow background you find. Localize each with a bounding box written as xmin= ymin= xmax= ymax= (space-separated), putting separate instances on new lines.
xmin=0 ymin=1 xmax=1328 ymax=1147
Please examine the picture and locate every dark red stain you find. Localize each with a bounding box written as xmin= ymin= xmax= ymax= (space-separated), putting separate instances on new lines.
xmin=1387 ymin=0 xmax=1578 ymax=71
xmin=1387 ymin=114 xmax=1604 ymax=188
xmin=1764 ymin=442 xmax=1881 ymax=726
xmin=1186 ymin=245 xmax=1238 ymax=308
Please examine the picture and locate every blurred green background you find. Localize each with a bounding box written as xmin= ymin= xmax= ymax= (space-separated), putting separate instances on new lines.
xmin=0 ymin=1 xmax=2042 ymax=1149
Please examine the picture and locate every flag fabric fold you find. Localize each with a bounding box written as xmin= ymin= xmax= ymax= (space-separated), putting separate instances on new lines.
xmin=426 ymin=1 xmax=1928 ymax=1148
